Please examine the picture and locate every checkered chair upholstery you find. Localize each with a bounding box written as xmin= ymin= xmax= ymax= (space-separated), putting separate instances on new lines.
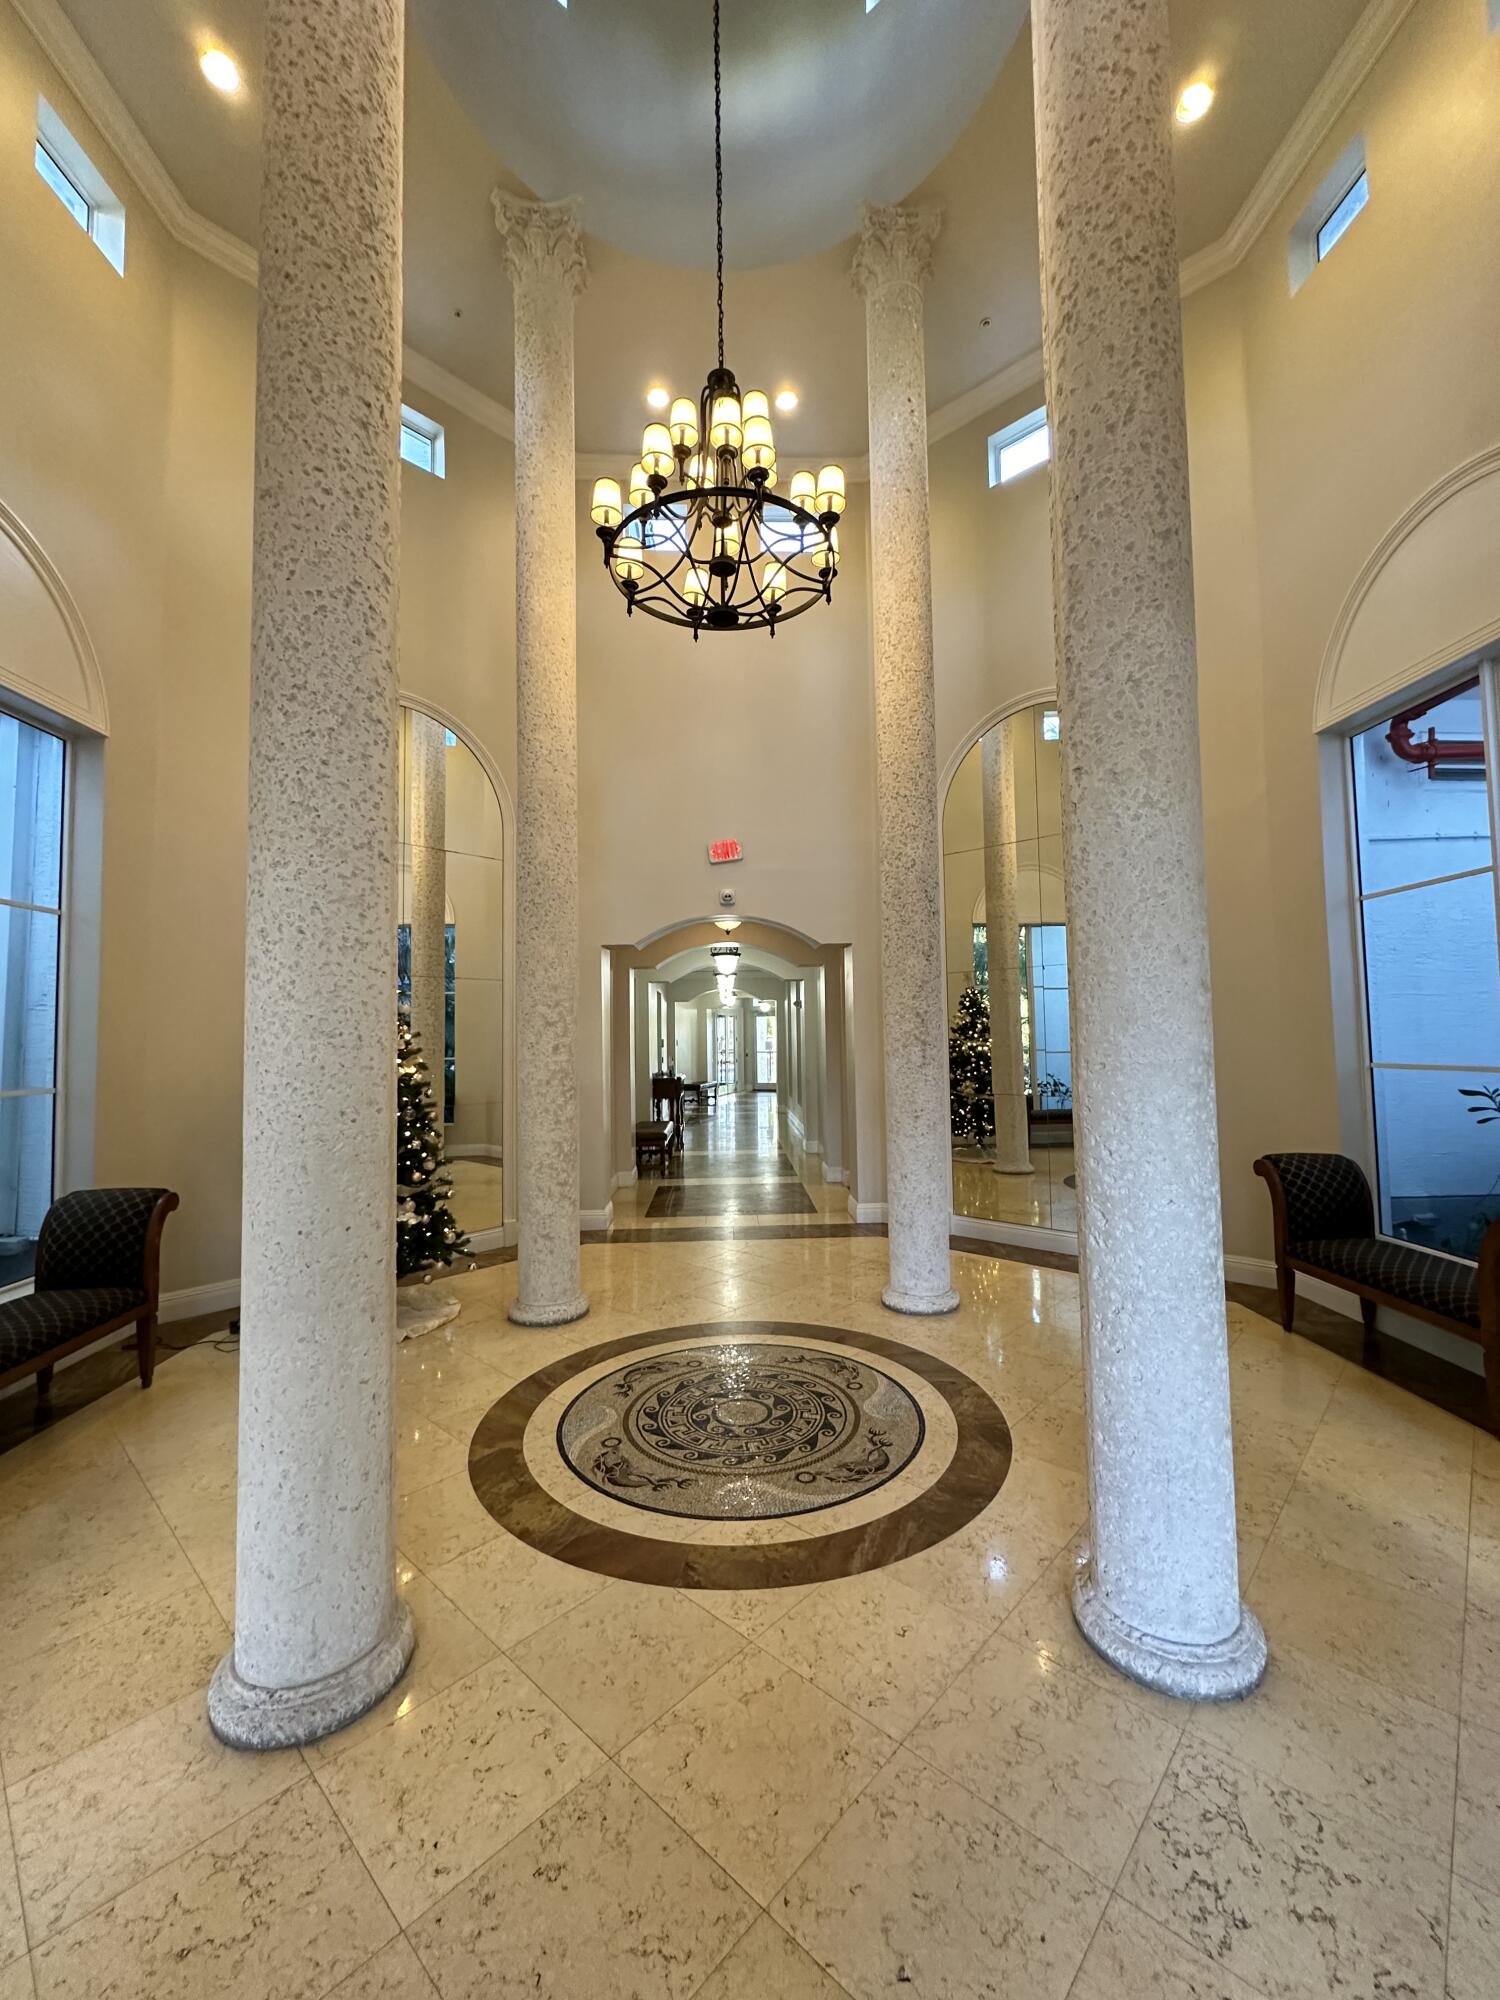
xmin=1261 ymin=1153 xmax=1375 ymax=1246
xmin=34 ymin=1187 xmax=173 ymax=1294
xmin=0 ymin=1187 xmax=177 ymax=1392
xmin=1292 ymin=1236 xmax=1480 ymax=1328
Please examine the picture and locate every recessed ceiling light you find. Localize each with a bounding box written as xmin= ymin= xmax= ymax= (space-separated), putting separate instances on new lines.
xmin=646 ymin=386 xmax=670 ymax=410
xmin=199 ymin=47 xmax=242 ymax=95
xmin=1175 ymin=79 xmax=1215 ymax=125
xmin=774 ymin=389 xmax=799 ymax=414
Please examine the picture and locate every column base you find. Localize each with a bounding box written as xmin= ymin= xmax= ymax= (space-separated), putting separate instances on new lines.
xmin=508 ymin=1293 xmax=590 ymax=1328
xmin=208 ymin=1598 xmax=415 ymax=1750
xmin=1072 ymin=1565 xmax=1267 ymax=1702
xmin=882 ymin=1284 xmax=961 ymax=1316
xmin=990 ymin=1161 xmax=1034 ymax=1176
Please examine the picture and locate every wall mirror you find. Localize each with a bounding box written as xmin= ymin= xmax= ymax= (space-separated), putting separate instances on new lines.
xmin=942 ymin=700 xmax=1075 ymax=1235
xmin=398 ymin=704 xmax=504 ymax=1240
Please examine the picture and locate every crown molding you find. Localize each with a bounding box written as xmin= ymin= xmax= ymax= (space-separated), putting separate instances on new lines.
xmin=1178 ymin=0 xmax=1420 ymax=298
xmin=14 ymin=0 xmax=1422 ymax=457
xmin=927 ymin=346 xmax=1045 ymax=446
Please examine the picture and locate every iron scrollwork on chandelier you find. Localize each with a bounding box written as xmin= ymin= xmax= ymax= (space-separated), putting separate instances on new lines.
xmin=590 ymin=1 xmax=847 ymax=637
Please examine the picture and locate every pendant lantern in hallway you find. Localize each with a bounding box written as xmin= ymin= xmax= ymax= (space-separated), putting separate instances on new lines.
xmin=590 ymin=2 xmax=847 ymax=636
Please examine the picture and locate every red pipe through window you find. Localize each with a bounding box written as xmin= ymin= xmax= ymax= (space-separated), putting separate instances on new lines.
xmin=1385 ymin=677 xmax=1484 ymax=775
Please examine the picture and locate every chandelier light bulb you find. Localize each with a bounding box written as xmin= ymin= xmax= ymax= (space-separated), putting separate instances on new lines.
xmin=709 ymin=394 xmax=743 ymax=452
xmin=590 ymin=477 xmax=623 ymax=528
xmin=641 ymin=423 xmax=674 ymax=480
xmin=711 ymin=520 xmax=742 ymax=573
xmin=612 ymin=528 xmax=644 ymax=582
xmin=789 ymin=469 xmax=816 ymax=512
xmin=742 ymin=414 xmax=775 ymax=474
xmin=816 ymin=465 xmax=847 ymax=517
xmin=819 ymin=525 xmax=840 ymax=578
xmin=628 ymin=462 xmax=651 ymax=510
xmin=763 ymin=561 xmax=787 ymax=603
xmin=669 ymin=397 xmax=700 ymax=449
xmin=742 ymin=390 xmax=770 ymax=424
xmin=685 ymin=567 xmax=710 ymax=607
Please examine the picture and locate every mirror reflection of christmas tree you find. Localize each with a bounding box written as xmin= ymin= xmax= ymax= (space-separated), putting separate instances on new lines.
xmin=949 ymin=984 xmax=995 ymax=1146
xmin=397 ymin=1014 xmax=468 ymax=1278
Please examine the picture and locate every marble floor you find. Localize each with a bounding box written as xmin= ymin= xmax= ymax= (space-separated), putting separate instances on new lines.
xmin=952 ymin=1141 xmax=1077 ymax=1233
xmin=0 ymin=1105 xmax=1496 ymax=1996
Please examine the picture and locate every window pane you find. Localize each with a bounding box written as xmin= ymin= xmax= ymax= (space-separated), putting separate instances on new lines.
xmin=34 ymin=139 xmax=90 ymax=230
xmin=1352 ymin=682 xmax=1489 ymax=894
xmin=1317 ymin=170 xmax=1369 ymax=261
xmin=0 ymin=1090 xmax=56 ymax=1282
xmin=0 ymin=712 xmax=65 ymax=909
xmin=1372 ymin=1065 xmax=1500 ymax=1256
xmin=999 ymin=421 xmax=1050 ymax=484
xmin=0 ymin=907 xmax=60 ymax=1093
xmin=399 ymin=424 xmax=434 ymax=472
xmin=1362 ymin=871 xmax=1500 ymax=1068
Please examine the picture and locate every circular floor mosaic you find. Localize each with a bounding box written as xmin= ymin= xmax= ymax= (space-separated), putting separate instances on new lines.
xmin=556 ymin=1343 xmax=926 ymax=1521
xmin=468 ymin=1322 xmax=1013 ymax=1591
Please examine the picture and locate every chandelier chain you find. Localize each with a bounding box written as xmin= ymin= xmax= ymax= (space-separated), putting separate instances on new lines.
xmin=714 ymin=0 xmax=724 ymax=370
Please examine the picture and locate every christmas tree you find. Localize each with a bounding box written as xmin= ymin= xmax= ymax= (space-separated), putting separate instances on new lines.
xmin=949 ymin=984 xmax=994 ymax=1146
xmin=397 ymin=1014 xmax=468 ymax=1278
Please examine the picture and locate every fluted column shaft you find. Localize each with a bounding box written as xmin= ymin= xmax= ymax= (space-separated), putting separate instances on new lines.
xmin=493 ymin=195 xmax=589 ymax=1327
xmin=210 ymin=0 xmax=412 ymax=1749
xmin=853 ymin=205 xmax=959 ymax=1317
xmin=408 ymin=710 xmax=448 ymax=1087
xmin=1032 ymin=0 xmax=1265 ymax=1696
xmin=982 ymin=722 xmax=1032 ymax=1174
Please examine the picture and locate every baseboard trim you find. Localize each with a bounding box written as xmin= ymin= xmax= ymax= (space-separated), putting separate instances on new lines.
xmin=447 ymin=1144 xmax=503 ymax=1163
xmin=160 ymin=1278 xmax=240 ymax=1324
xmin=950 ymin=1215 xmax=1080 ymax=1256
xmin=847 ymin=1197 xmax=887 ymax=1224
xmin=580 ymin=1204 xmax=614 ymax=1234
xmin=821 ymin=1162 xmax=848 ymax=1186
xmin=611 ymin=1168 xmax=639 ymax=1192
xmin=464 ymin=1225 xmax=510 ymax=1254
xmin=1223 ymin=1253 xmax=1484 ymax=1377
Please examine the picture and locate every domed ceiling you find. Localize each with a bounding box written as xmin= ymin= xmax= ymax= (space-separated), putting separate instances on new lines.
xmin=412 ymin=0 xmax=1026 ymax=269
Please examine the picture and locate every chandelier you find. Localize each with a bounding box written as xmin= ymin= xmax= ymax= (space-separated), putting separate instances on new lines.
xmin=589 ymin=1 xmax=847 ymax=638
xmin=710 ymin=941 xmax=740 ymax=1005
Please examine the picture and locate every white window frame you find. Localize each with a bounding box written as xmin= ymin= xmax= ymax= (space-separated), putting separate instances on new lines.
xmin=399 ymin=405 xmax=446 ymax=478
xmin=35 ymin=99 xmax=125 ymax=274
xmin=1289 ymin=135 xmax=1367 ymax=293
xmin=988 ymin=406 xmax=1050 ymax=488
xmin=1322 ymin=655 xmax=1500 ymax=1266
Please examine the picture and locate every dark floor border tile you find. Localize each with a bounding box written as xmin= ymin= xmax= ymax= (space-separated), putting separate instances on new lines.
xmin=468 ymin=1320 xmax=1012 ymax=1591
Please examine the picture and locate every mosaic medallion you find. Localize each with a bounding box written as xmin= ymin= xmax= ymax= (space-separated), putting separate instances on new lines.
xmin=469 ymin=1322 xmax=1011 ymax=1590
xmin=557 ymin=1342 xmax=925 ymax=1520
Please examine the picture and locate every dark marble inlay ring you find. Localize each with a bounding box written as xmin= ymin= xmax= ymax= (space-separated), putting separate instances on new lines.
xmin=468 ymin=1321 xmax=1012 ymax=1591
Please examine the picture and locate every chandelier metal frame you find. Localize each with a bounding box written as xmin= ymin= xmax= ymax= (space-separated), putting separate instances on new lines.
xmin=590 ymin=2 xmax=846 ymax=639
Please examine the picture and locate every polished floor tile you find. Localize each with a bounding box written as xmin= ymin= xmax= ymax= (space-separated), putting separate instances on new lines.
xmin=29 ymin=1781 xmax=394 ymax=2000
xmin=1069 ymin=1897 xmax=1273 ymax=2000
xmin=407 ymin=1763 xmax=756 ymax=1999
xmin=775 ymin=1747 xmax=1107 ymax=2000
xmin=0 ymin=1130 xmax=1492 ymax=2000
xmin=10 ymin=1688 xmax=303 ymax=1942
xmin=756 ymin=1570 xmax=993 ymax=1738
xmin=909 ymin=1629 xmax=1183 ymax=1880
xmin=619 ymin=1645 xmax=892 ymax=1902
xmin=1121 ymin=1741 xmax=1450 ymax=1999
xmin=507 ymin=1580 xmax=745 ymax=1754
xmin=312 ymin=1654 xmax=601 ymax=1926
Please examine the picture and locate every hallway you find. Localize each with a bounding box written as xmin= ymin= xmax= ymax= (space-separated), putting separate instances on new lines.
xmin=611 ymin=1091 xmax=849 ymax=1233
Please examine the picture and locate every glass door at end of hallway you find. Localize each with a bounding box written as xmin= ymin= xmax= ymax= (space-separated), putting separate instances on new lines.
xmin=714 ymin=1014 xmax=737 ymax=1092
xmin=755 ymin=1008 xmax=777 ymax=1088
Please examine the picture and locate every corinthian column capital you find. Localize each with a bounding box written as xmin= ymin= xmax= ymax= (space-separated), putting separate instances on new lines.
xmin=851 ymin=202 xmax=943 ymax=301
xmin=491 ymin=192 xmax=588 ymax=295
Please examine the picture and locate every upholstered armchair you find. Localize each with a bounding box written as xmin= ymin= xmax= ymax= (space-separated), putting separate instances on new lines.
xmin=0 ymin=1187 xmax=179 ymax=1404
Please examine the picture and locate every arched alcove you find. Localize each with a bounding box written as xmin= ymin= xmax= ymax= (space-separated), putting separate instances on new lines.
xmin=0 ymin=500 xmax=110 ymax=737
xmin=1317 ymin=447 xmax=1500 ymax=729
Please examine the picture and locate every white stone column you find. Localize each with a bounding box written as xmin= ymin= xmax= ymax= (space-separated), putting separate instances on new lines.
xmin=408 ymin=710 xmax=448 ymax=1091
xmin=853 ymin=205 xmax=959 ymax=1316
xmin=983 ymin=722 xmax=1033 ymax=1174
xmin=492 ymin=195 xmax=589 ymax=1327
xmin=1032 ymin=0 xmax=1265 ymax=1698
xmin=209 ymin=0 xmax=412 ymax=1749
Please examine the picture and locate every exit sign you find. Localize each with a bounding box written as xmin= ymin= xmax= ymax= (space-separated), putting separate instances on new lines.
xmin=708 ymin=839 xmax=743 ymax=865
